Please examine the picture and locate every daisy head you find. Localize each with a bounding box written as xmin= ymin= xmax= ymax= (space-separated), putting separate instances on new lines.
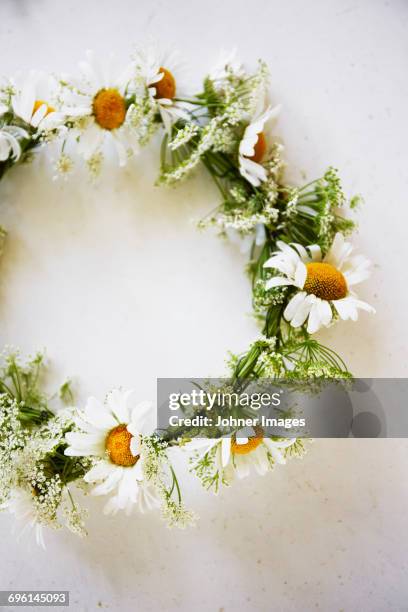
xmin=61 ymin=51 xmax=138 ymax=166
xmin=239 ymin=103 xmax=280 ymax=187
xmin=220 ymin=428 xmax=296 ymax=480
xmin=11 ymin=71 xmax=64 ymax=133
xmin=0 ymin=125 xmax=28 ymax=162
xmin=64 ymin=389 xmax=158 ymax=515
xmin=135 ymin=46 xmax=189 ymax=133
xmin=264 ymin=232 xmax=375 ymax=333
xmin=191 ymin=428 xmax=296 ymax=487
xmin=2 ymin=488 xmax=45 ymax=549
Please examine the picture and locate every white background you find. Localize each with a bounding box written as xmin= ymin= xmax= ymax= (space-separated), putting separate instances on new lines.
xmin=0 ymin=0 xmax=407 ymax=610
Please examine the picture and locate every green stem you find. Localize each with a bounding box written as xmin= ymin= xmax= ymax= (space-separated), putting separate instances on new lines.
xmin=201 ymin=157 xmax=229 ymax=199
xmin=169 ymin=466 xmax=182 ymax=503
xmin=174 ymin=97 xmax=221 ymax=107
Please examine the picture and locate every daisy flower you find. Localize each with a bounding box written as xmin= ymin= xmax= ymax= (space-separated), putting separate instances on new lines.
xmin=192 ymin=428 xmax=296 ymax=483
xmin=2 ymin=488 xmax=45 ymax=549
xmin=239 ymin=104 xmax=280 ymax=187
xmin=11 ymin=71 xmax=64 ymax=133
xmin=61 ymin=51 xmax=138 ymax=166
xmin=264 ymin=232 xmax=375 ymax=333
xmin=0 ymin=125 xmax=28 ymax=161
xmin=135 ymin=47 xmax=189 ymax=133
xmin=64 ymin=389 xmax=159 ymax=515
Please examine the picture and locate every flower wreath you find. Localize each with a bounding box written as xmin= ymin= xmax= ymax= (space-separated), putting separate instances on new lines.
xmin=0 ymin=48 xmax=375 ymax=547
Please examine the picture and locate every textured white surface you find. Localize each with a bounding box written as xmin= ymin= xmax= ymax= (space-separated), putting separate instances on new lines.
xmin=0 ymin=0 xmax=407 ymax=610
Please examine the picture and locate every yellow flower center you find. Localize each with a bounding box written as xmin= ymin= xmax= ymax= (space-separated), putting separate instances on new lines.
xmin=231 ymin=426 xmax=264 ymax=455
xmin=92 ymin=88 xmax=126 ymax=130
xmin=32 ymin=99 xmax=55 ymax=117
xmin=248 ymin=132 xmax=267 ymax=163
xmin=304 ymin=262 xmax=347 ymax=300
xmin=105 ymin=424 xmax=139 ymax=467
xmin=154 ymin=67 xmax=176 ymax=100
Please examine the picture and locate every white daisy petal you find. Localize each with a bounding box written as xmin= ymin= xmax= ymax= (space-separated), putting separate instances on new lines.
xmin=333 ymin=297 xmax=358 ymax=321
xmin=61 ymin=104 xmax=92 ymax=117
xmin=325 ymin=231 xmax=344 ymax=267
xmin=317 ymin=298 xmax=333 ymax=327
xmin=255 ymin=223 xmax=266 ymax=246
xmin=290 ymin=242 xmax=309 ymax=262
xmin=269 ymin=447 xmax=286 ymax=465
xmin=8 ymin=137 xmax=22 ymax=160
xmin=77 ymin=122 xmax=103 ymax=159
xmin=234 ymin=456 xmax=251 ymax=479
xmin=129 ymin=398 xmax=152 ymax=428
xmin=307 ymin=300 xmax=323 ymax=333
xmin=307 ymin=244 xmax=322 ymax=261
xmin=221 ymin=438 xmax=232 ymax=468
xmin=290 ymin=294 xmax=315 ymax=327
xmin=253 ymin=448 xmax=270 ymax=475
xmin=107 ymin=389 xmax=130 ymax=423
xmin=5 ymin=490 xmax=46 ymax=549
xmin=276 ymin=241 xmax=302 ymax=265
xmin=132 ymin=412 xmax=155 ymax=437
xmin=14 ymin=77 xmax=35 ymax=123
xmin=65 ymin=431 xmax=105 ymax=449
xmin=137 ymin=483 xmax=160 ymax=513
xmin=265 ymin=276 xmax=293 ymax=290
xmin=263 ymin=439 xmax=286 ymax=464
xmin=64 ymin=443 xmax=105 ymax=457
xmin=117 ymin=468 xmax=139 ymax=506
xmin=0 ymin=137 xmax=10 ymax=161
xmin=159 ymin=106 xmax=174 ymax=134
xmin=84 ymin=461 xmax=116 ymax=483
xmin=132 ymin=457 xmax=144 ymax=480
xmin=294 ymin=261 xmax=307 ymax=289
xmin=31 ymin=103 xmax=48 ymax=128
xmin=239 ymin=156 xmax=267 ymax=186
xmin=350 ymin=297 xmax=376 ymax=313
xmin=39 ymin=111 xmax=65 ymax=131
xmin=91 ymin=468 xmax=123 ymax=496
xmin=284 ymin=291 xmax=307 ymax=322
xmin=129 ymin=434 xmax=141 ymax=457
xmin=85 ymin=397 xmax=117 ymax=429
xmin=343 ymin=255 xmax=371 ymax=286
xmin=263 ymin=255 xmax=296 ymax=276
xmin=111 ymin=132 xmax=128 ymax=167
xmin=325 ymin=232 xmax=353 ymax=269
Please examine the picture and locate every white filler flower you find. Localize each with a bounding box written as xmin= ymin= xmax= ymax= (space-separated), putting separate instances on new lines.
xmin=62 ymin=51 xmax=138 ymax=166
xmin=65 ymin=390 xmax=158 ymax=515
xmin=0 ymin=125 xmax=28 ymax=161
xmin=264 ymin=232 xmax=375 ymax=333
xmin=239 ymin=104 xmax=280 ymax=187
